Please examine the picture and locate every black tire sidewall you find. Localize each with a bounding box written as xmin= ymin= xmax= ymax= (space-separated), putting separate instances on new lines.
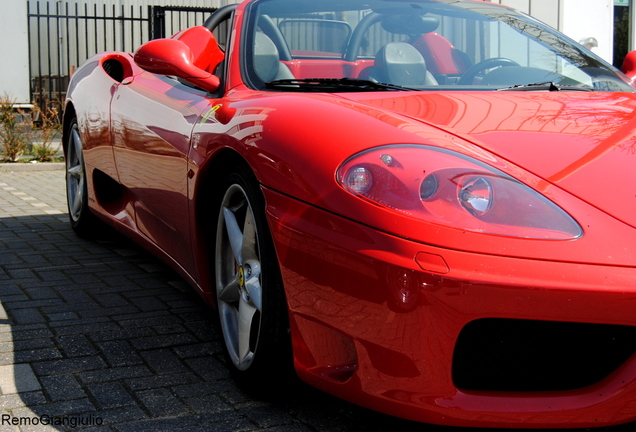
xmin=65 ymin=118 xmax=97 ymax=237
xmin=214 ymin=165 xmax=292 ymax=388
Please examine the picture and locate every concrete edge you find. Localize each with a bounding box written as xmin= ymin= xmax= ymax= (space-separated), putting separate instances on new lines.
xmin=0 ymin=162 xmax=65 ymax=172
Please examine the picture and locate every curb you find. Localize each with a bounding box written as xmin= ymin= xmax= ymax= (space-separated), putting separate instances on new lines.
xmin=0 ymin=162 xmax=65 ymax=172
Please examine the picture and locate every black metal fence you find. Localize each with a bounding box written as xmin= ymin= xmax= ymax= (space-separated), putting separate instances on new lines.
xmin=27 ymin=1 xmax=217 ymax=110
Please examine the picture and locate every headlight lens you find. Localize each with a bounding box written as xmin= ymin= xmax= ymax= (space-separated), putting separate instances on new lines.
xmin=345 ymin=166 xmax=373 ymax=195
xmin=337 ymin=145 xmax=582 ymax=240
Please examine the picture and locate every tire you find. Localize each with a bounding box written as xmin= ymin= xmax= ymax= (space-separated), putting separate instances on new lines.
xmin=65 ymin=118 xmax=99 ymax=237
xmin=214 ymin=165 xmax=292 ymax=391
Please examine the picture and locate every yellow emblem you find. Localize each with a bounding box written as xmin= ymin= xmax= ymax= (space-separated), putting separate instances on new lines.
xmin=238 ymin=266 xmax=245 ymax=287
xmin=200 ymin=104 xmax=223 ymax=124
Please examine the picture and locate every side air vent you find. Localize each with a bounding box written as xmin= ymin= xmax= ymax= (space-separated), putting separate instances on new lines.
xmin=102 ymin=59 xmax=125 ymax=82
xmin=100 ymin=54 xmax=133 ymax=83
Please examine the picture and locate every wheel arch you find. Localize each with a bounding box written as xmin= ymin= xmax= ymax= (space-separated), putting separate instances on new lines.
xmin=192 ymin=147 xmax=267 ymax=297
xmin=62 ymin=102 xmax=77 ymax=159
xmin=194 ymin=146 xmax=294 ymax=384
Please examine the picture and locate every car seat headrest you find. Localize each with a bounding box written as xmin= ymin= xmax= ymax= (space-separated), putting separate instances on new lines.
xmin=375 ymin=42 xmax=428 ymax=86
xmin=253 ymin=32 xmax=280 ymax=82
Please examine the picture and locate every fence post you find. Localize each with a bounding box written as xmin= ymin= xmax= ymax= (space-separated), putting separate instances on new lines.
xmin=150 ymin=6 xmax=166 ymax=40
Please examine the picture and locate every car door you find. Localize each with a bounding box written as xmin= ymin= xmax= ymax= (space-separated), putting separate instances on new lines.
xmin=110 ymin=72 xmax=210 ymax=275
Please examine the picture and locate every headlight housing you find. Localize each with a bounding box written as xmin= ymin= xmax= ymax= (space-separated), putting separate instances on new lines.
xmin=337 ymin=145 xmax=582 ymax=240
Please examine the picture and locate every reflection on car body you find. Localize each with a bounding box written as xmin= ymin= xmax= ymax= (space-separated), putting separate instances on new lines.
xmin=63 ymin=0 xmax=636 ymax=428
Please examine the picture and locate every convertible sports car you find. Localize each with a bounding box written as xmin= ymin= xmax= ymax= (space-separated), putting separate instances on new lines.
xmin=63 ymin=0 xmax=636 ymax=428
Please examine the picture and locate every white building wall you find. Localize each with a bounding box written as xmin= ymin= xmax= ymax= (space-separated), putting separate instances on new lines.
xmin=560 ymin=0 xmax=614 ymax=63
xmin=7 ymin=0 xmax=625 ymax=105
xmin=489 ymin=0 xmax=560 ymax=28
xmin=0 ymin=0 xmax=32 ymax=105
xmin=36 ymin=0 xmax=229 ymax=9
xmin=490 ymin=0 xmax=614 ymax=63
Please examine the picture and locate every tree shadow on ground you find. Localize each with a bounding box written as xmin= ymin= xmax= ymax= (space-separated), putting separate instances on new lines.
xmin=0 ymin=213 xmax=634 ymax=431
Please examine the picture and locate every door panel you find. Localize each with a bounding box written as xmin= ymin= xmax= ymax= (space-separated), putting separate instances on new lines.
xmin=111 ymin=72 xmax=209 ymax=276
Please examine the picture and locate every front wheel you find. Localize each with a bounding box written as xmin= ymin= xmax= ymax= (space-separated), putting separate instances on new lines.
xmin=214 ymin=167 xmax=291 ymax=389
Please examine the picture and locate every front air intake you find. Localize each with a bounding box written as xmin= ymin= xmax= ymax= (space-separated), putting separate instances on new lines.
xmin=453 ymin=318 xmax=636 ymax=392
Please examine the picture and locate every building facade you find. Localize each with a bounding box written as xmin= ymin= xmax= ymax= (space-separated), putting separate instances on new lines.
xmin=0 ymin=0 xmax=632 ymax=105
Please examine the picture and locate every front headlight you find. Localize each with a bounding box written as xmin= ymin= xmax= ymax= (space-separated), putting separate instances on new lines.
xmin=337 ymin=145 xmax=582 ymax=240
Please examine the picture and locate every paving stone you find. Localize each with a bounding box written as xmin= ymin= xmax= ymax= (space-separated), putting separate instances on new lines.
xmin=32 ymin=270 xmax=67 ymax=281
xmin=125 ymin=372 xmax=201 ymax=391
xmin=31 ymin=356 xmax=107 ymax=375
xmin=185 ymin=357 xmax=229 ymax=381
xmin=4 ymin=299 xmax=60 ymax=310
xmin=88 ymin=328 xmax=156 ymax=343
xmin=11 ymin=329 xmax=53 ymax=341
xmin=44 ymin=312 xmax=79 ymax=321
xmin=242 ymin=404 xmax=299 ymax=428
xmin=174 ymin=342 xmax=223 ymax=358
xmin=0 ymin=338 xmax=53 ymax=352
xmin=129 ymin=334 xmax=199 ymax=351
xmin=39 ymin=374 xmax=86 ymax=402
xmin=58 ymin=334 xmax=98 ymax=357
xmin=197 ymin=411 xmax=257 ymax=432
xmin=23 ymin=287 xmax=59 ymax=300
xmin=0 ymin=171 xmax=432 ymax=432
xmin=92 ymin=293 xmax=130 ymax=308
xmin=0 ymin=364 xmax=41 ymax=393
xmin=152 ymin=323 xmax=186 ymax=335
xmin=52 ymin=321 xmax=121 ymax=336
xmin=113 ymin=416 xmax=202 ymax=432
xmin=127 ymin=296 xmax=167 ymax=312
xmin=12 ymin=398 xmax=96 ymax=417
xmin=140 ymin=349 xmax=188 ymax=375
xmin=184 ymin=394 xmax=232 ymax=414
xmin=87 ymin=382 xmax=136 ymax=409
xmin=97 ymin=341 xmax=143 ymax=367
xmin=77 ymin=366 xmax=152 ymax=384
xmin=78 ymin=305 xmax=140 ymax=318
xmin=0 ymin=392 xmax=46 ymax=410
xmin=0 ymin=294 xmax=30 ymax=303
xmin=135 ymin=388 xmax=189 ymax=417
xmin=8 ymin=348 xmax=63 ymax=364
xmin=0 ymin=285 xmax=22 ymax=296
xmin=116 ymin=313 xmax=181 ymax=329
xmin=91 ymin=405 xmax=147 ymax=425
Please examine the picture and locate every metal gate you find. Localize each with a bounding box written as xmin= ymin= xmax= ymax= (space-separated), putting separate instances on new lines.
xmin=27 ymin=2 xmax=217 ymax=108
xmin=150 ymin=6 xmax=218 ymax=40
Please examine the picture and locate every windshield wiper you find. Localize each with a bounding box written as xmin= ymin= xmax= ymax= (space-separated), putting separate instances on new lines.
xmin=265 ymin=78 xmax=417 ymax=92
xmin=498 ymin=81 xmax=594 ymax=92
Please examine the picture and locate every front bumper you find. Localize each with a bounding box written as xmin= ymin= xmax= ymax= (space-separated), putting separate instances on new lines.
xmin=263 ymin=187 xmax=636 ymax=428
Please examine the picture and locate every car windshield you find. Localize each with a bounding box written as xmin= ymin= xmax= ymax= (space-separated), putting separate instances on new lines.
xmin=243 ymin=0 xmax=634 ymax=92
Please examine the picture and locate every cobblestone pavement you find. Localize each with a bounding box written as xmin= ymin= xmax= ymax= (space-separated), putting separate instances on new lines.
xmin=0 ymin=170 xmax=634 ymax=432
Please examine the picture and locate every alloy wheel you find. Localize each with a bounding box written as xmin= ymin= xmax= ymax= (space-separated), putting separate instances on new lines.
xmin=215 ymin=183 xmax=263 ymax=371
xmin=66 ymin=122 xmax=86 ymax=223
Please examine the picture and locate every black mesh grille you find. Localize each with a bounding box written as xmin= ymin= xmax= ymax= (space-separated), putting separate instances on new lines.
xmin=102 ymin=59 xmax=125 ymax=83
xmin=453 ymin=319 xmax=636 ymax=392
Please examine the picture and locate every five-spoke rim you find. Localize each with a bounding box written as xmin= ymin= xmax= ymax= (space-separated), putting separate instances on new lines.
xmin=215 ymin=184 xmax=263 ymax=371
xmin=66 ymin=123 xmax=85 ymax=222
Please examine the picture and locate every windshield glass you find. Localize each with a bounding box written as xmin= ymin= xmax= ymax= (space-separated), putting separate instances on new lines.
xmin=243 ymin=0 xmax=634 ymax=92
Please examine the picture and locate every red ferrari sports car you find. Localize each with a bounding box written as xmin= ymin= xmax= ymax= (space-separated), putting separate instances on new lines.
xmin=63 ymin=0 xmax=636 ymax=428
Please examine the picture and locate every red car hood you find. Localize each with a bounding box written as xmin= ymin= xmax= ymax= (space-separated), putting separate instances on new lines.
xmin=344 ymin=91 xmax=636 ymax=228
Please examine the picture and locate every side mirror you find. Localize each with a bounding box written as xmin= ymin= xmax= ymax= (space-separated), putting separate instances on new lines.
xmin=621 ymin=50 xmax=636 ymax=79
xmin=134 ymin=38 xmax=220 ymax=93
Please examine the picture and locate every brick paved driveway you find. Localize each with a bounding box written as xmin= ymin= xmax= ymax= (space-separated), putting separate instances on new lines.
xmin=0 ymin=169 xmax=633 ymax=432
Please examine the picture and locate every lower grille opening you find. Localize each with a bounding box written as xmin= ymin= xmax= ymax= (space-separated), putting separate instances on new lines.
xmin=453 ymin=319 xmax=636 ymax=392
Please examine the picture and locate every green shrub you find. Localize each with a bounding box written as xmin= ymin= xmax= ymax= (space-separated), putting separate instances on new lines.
xmin=0 ymin=94 xmax=29 ymax=162
xmin=29 ymin=97 xmax=62 ymax=162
